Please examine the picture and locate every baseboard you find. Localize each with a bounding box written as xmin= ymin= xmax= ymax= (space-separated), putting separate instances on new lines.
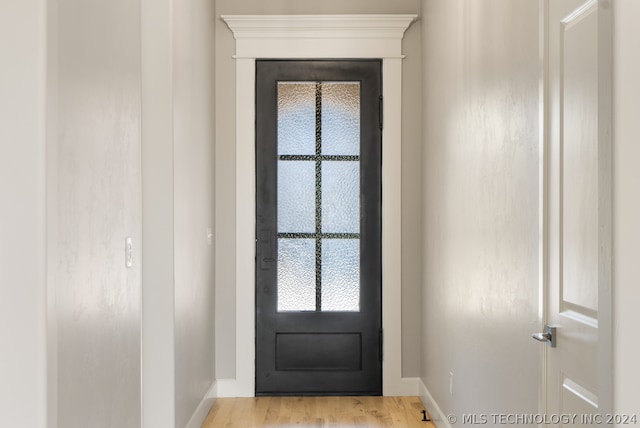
xmin=383 ymin=376 xmax=421 ymax=396
xmin=212 ymin=378 xmax=256 ymax=398
xmin=184 ymin=382 xmax=217 ymax=428
xmin=418 ymin=378 xmax=452 ymax=428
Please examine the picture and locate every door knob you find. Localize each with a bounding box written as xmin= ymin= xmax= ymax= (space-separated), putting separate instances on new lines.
xmin=532 ymin=325 xmax=556 ymax=347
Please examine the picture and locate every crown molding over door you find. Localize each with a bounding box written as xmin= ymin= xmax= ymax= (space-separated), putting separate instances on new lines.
xmin=223 ymin=14 xmax=416 ymax=59
xmin=219 ymin=14 xmax=417 ymax=397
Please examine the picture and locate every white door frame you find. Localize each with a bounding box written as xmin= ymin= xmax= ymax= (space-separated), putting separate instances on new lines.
xmin=219 ymin=14 xmax=417 ymax=397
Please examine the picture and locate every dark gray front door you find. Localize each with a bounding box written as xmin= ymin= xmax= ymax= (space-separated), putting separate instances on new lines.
xmin=255 ymin=60 xmax=382 ymax=395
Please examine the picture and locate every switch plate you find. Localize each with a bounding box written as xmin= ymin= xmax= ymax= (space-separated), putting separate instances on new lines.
xmin=125 ymin=237 xmax=133 ymax=268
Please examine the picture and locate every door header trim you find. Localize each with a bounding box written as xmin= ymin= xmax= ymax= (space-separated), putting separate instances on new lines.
xmin=222 ymin=14 xmax=417 ymax=59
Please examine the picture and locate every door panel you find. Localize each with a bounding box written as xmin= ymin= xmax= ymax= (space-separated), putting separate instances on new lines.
xmin=545 ymin=0 xmax=611 ymax=420
xmin=255 ymin=60 xmax=382 ymax=395
xmin=561 ymin=1 xmax=599 ymax=317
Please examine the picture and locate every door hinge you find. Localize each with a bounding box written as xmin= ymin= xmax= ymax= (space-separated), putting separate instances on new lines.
xmin=379 ymin=328 xmax=383 ymax=362
xmin=378 ymin=95 xmax=383 ymax=130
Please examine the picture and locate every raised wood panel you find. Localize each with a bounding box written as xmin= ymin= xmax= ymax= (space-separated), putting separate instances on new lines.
xmin=562 ymin=376 xmax=598 ymax=419
xmin=560 ymin=1 xmax=599 ymax=318
xmin=275 ymin=333 xmax=362 ymax=371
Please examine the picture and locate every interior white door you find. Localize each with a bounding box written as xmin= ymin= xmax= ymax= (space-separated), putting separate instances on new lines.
xmin=544 ymin=0 xmax=612 ymax=422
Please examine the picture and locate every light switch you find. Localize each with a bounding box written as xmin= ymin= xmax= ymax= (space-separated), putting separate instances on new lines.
xmin=125 ymin=237 xmax=133 ymax=268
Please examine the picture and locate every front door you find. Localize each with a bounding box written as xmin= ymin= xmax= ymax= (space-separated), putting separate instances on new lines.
xmin=255 ymin=60 xmax=382 ymax=395
xmin=542 ymin=0 xmax=612 ymax=419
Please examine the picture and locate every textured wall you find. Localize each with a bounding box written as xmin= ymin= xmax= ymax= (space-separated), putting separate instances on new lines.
xmin=140 ymin=0 xmax=217 ymax=425
xmin=0 ymin=1 xmax=47 ymax=426
xmin=214 ymin=0 xmax=423 ymax=380
xmin=173 ymin=0 xmax=216 ymax=426
xmin=55 ymin=0 xmax=142 ymax=426
xmin=421 ymin=0 xmax=540 ymax=420
xmin=140 ymin=0 xmax=175 ymax=425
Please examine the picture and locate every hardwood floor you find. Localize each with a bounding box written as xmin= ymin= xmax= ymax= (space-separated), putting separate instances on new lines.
xmin=201 ymin=396 xmax=435 ymax=428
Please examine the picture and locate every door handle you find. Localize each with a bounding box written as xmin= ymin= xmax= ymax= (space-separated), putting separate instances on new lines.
xmin=532 ymin=325 xmax=556 ymax=348
xmin=259 ymin=230 xmax=275 ymax=270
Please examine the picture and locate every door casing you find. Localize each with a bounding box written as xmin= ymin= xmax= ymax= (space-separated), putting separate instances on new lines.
xmin=220 ymin=14 xmax=417 ymax=397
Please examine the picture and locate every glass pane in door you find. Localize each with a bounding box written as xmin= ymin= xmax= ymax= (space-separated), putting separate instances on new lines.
xmin=322 ymin=161 xmax=360 ymax=234
xmin=277 ymin=239 xmax=316 ymax=311
xmin=322 ymin=83 xmax=360 ymax=155
xmin=322 ymin=239 xmax=360 ymax=311
xmin=277 ymin=83 xmax=316 ymax=155
xmin=278 ymin=160 xmax=315 ymax=233
xmin=276 ymin=81 xmax=361 ymax=312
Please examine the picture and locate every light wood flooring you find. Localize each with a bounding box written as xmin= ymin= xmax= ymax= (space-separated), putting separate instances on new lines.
xmin=201 ymin=396 xmax=435 ymax=428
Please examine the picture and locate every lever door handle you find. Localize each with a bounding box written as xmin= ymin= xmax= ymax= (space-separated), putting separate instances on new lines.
xmin=532 ymin=332 xmax=552 ymax=342
xmin=259 ymin=230 xmax=275 ymax=270
xmin=532 ymin=325 xmax=556 ymax=348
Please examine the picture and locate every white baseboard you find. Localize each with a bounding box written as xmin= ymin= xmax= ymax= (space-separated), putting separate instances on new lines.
xmin=418 ymin=378 xmax=452 ymax=428
xmin=212 ymin=378 xmax=255 ymax=398
xmin=184 ymin=382 xmax=217 ymax=428
xmin=384 ymin=376 xmax=421 ymax=396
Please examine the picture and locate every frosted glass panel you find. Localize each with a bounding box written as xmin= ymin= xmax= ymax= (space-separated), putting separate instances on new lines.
xmin=278 ymin=161 xmax=315 ymax=233
xmin=278 ymin=82 xmax=316 ymax=155
xmin=322 ymin=82 xmax=360 ymax=155
xmin=322 ymin=239 xmax=360 ymax=312
xmin=322 ymin=161 xmax=360 ymax=233
xmin=278 ymin=239 xmax=316 ymax=312
xmin=275 ymin=81 xmax=363 ymax=313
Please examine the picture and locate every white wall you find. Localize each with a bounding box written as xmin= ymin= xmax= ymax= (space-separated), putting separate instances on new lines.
xmin=0 ymin=1 xmax=219 ymax=427
xmin=2 ymin=2 xmax=145 ymax=427
xmin=0 ymin=1 xmax=47 ymax=427
xmin=173 ymin=0 xmax=216 ymax=426
xmin=421 ymin=0 xmax=540 ymax=422
xmin=141 ymin=0 xmax=175 ymax=426
xmin=54 ymin=0 xmax=142 ymax=426
xmin=613 ymin=0 xmax=640 ymax=416
xmin=141 ymin=0 xmax=216 ymax=426
xmin=2 ymin=0 xmax=217 ymax=426
xmin=214 ymin=0 xmax=424 ymax=381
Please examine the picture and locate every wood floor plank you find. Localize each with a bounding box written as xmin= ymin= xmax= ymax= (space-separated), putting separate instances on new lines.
xmin=202 ymin=397 xmax=232 ymax=427
xmin=263 ymin=396 xmax=282 ymax=426
xmin=201 ymin=396 xmax=435 ymax=428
